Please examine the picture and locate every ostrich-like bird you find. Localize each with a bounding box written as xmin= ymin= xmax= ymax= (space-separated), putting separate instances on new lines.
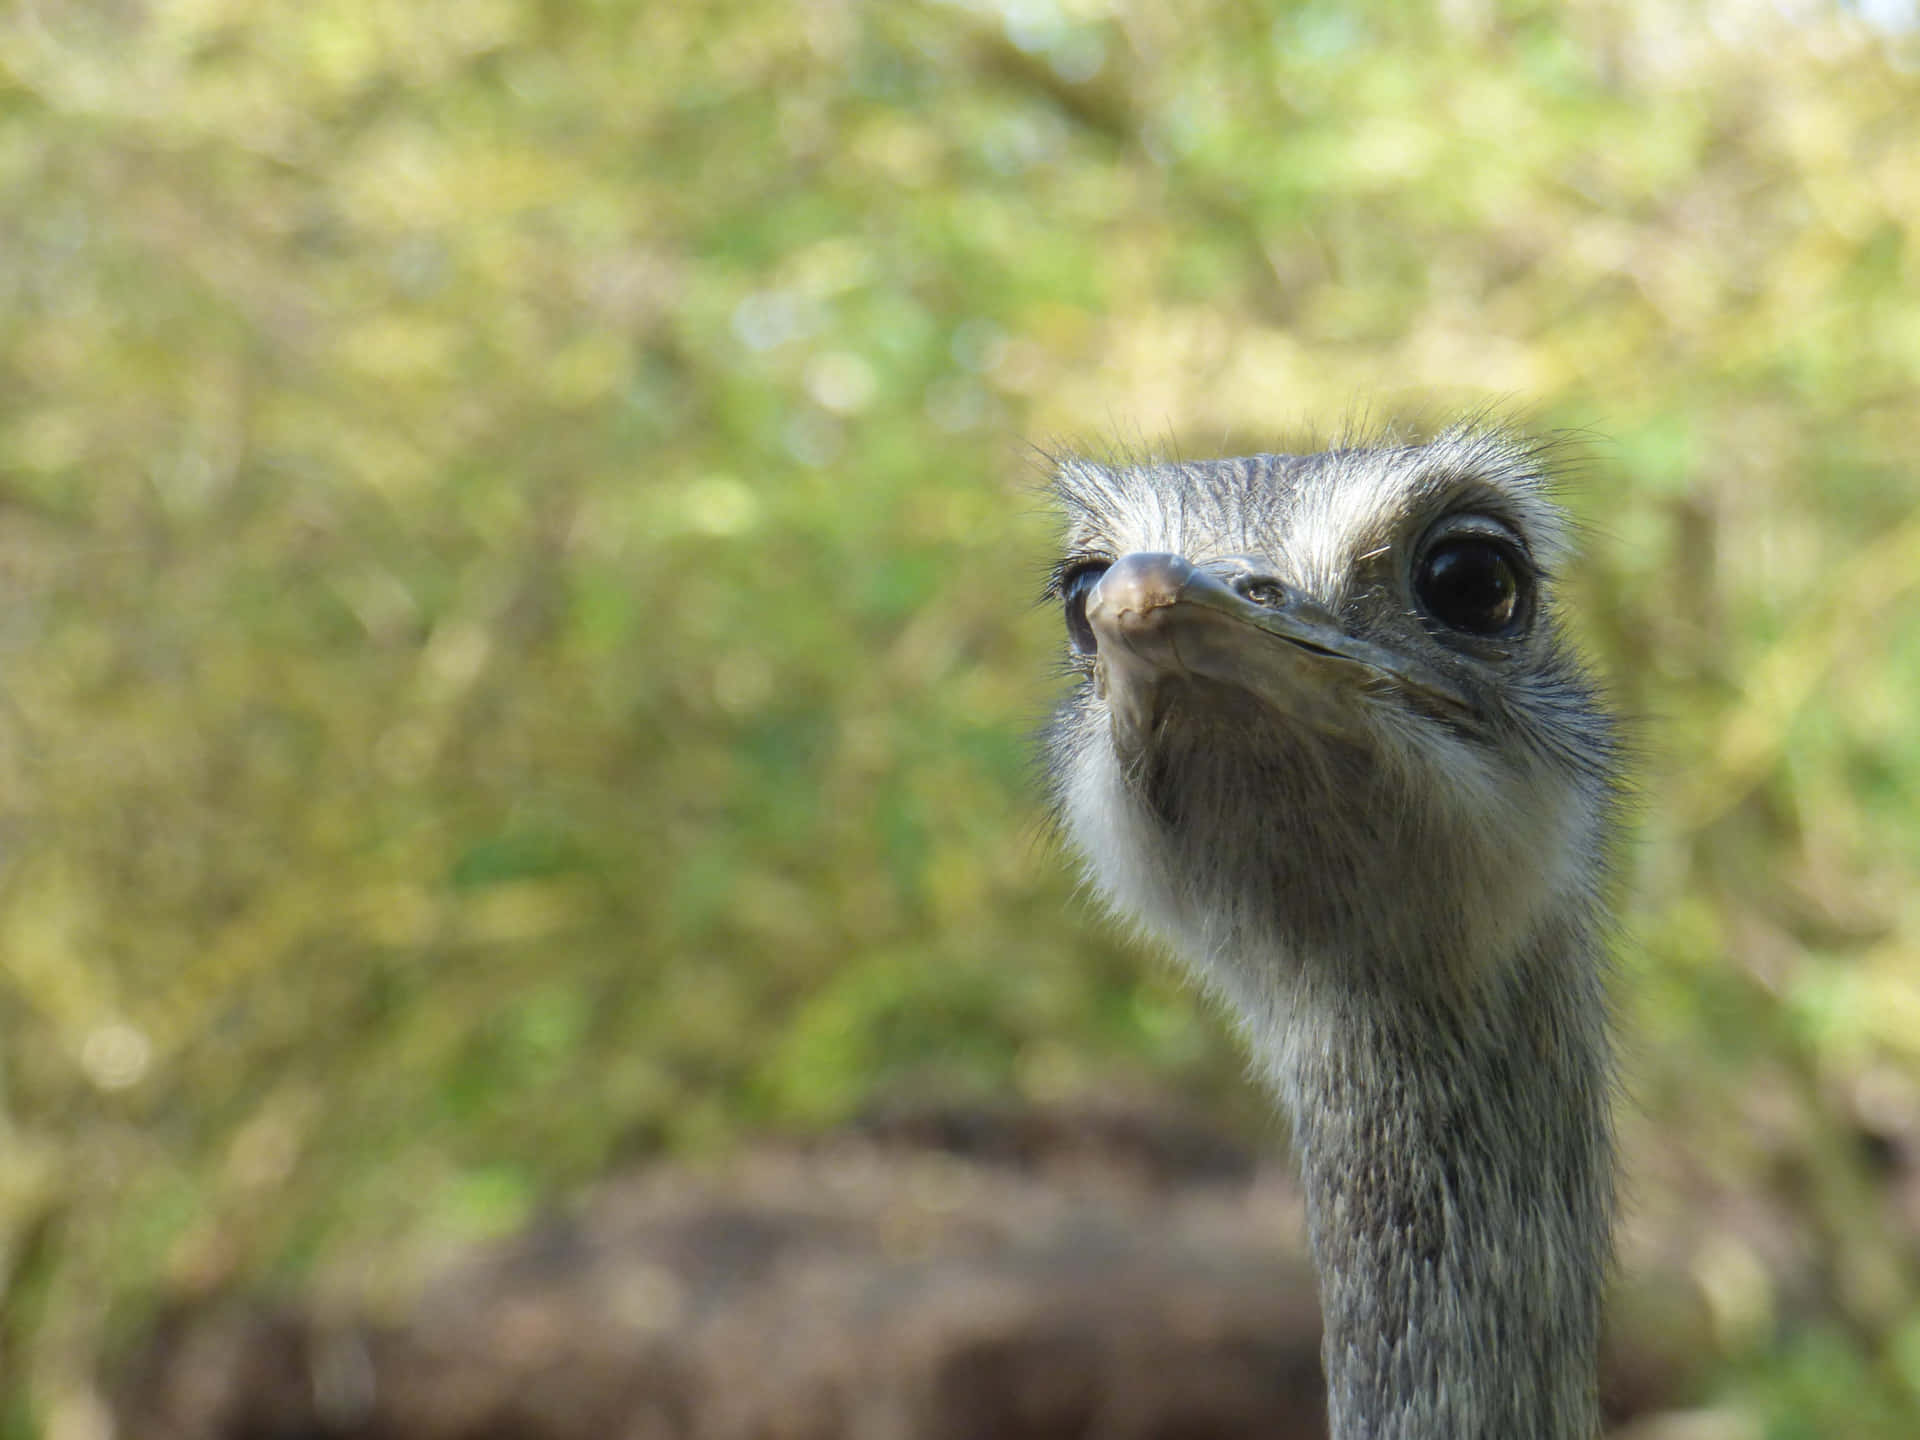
xmin=1043 ymin=428 xmax=1621 ymax=1440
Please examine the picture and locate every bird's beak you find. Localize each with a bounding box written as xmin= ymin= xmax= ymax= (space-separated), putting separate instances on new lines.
xmin=1084 ymin=552 xmax=1470 ymax=752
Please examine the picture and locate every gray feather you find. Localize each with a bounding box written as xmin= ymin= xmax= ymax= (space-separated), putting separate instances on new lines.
xmin=1041 ymin=425 xmax=1622 ymax=1440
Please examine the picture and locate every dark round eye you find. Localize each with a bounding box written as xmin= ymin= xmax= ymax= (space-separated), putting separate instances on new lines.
xmin=1415 ymin=538 xmax=1525 ymax=637
xmin=1062 ymin=563 xmax=1109 ymax=655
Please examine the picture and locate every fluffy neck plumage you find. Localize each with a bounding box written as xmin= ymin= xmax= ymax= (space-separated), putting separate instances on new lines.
xmin=1259 ymin=918 xmax=1614 ymax=1440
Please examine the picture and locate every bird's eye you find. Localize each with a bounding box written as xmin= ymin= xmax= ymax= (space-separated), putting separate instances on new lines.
xmin=1415 ymin=538 xmax=1525 ymax=637
xmin=1062 ymin=563 xmax=1109 ymax=655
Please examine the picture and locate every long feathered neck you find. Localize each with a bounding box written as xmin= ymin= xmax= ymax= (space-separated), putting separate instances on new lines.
xmin=1261 ymin=915 xmax=1614 ymax=1440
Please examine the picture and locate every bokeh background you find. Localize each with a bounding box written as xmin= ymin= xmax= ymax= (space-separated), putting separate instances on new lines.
xmin=4 ymin=0 xmax=1920 ymax=1434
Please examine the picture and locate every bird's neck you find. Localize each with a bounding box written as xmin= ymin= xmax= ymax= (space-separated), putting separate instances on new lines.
xmin=1267 ymin=925 xmax=1614 ymax=1440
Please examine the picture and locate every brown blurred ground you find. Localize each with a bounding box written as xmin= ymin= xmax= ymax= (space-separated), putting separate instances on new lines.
xmin=118 ymin=1099 xmax=1718 ymax=1439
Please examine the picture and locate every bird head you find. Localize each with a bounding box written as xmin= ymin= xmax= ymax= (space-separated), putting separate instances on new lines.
xmin=1042 ymin=428 xmax=1620 ymax=1017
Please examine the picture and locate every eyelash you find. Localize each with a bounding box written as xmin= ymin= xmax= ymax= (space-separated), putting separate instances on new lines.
xmin=1046 ymin=553 xmax=1112 ymax=601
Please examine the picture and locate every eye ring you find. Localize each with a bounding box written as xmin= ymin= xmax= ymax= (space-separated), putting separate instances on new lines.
xmin=1060 ymin=561 xmax=1110 ymax=655
xmin=1413 ymin=531 xmax=1530 ymax=639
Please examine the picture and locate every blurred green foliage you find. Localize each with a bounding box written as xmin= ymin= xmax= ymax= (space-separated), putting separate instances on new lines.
xmin=3 ymin=0 xmax=1920 ymax=1434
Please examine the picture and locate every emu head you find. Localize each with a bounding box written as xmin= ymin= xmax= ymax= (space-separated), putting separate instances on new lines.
xmin=1042 ymin=429 xmax=1619 ymax=1034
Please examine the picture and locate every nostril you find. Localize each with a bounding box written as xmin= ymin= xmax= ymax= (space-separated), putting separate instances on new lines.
xmin=1233 ymin=575 xmax=1292 ymax=609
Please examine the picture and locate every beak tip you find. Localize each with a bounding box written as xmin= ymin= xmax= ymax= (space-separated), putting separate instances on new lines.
xmin=1086 ymin=553 xmax=1200 ymax=637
